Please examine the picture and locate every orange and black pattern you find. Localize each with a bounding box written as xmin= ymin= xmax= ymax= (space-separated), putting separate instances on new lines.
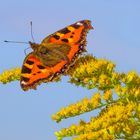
xmin=20 ymin=20 xmax=93 ymax=91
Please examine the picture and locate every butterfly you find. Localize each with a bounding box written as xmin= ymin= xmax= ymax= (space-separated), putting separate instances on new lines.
xmin=21 ymin=20 xmax=93 ymax=91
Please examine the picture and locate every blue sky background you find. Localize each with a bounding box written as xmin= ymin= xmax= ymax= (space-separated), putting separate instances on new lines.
xmin=0 ymin=1 xmax=140 ymax=140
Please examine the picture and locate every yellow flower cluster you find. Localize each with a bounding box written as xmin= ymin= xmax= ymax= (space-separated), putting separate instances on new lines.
xmin=0 ymin=55 xmax=140 ymax=140
xmin=53 ymin=55 xmax=140 ymax=140
xmin=102 ymin=90 xmax=112 ymax=102
xmin=72 ymin=130 xmax=115 ymax=140
xmin=0 ymin=67 xmax=21 ymax=84
xmin=113 ymin=71 xmax=140 ymax=101
xmin=55 ymin=102 xmax=139 ymax=140
xmin=67 ymin=55 xmax=117 ymax=90
xmin=52 ymin=63 xmax=140 ymax=124
xmin=124 ymin=71 xmax=140 ymax=86
xmin=52 ymin=92 xmax=101 ymax=122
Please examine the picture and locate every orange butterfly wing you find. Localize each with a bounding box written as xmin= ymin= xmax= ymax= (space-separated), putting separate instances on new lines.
xmin=41 ymin=20 xmax=93 ymax=61
xmin=20 ymin=52 xmax=68 ymax=91
xmin=21 ymin=20 xmax=93 ymax=91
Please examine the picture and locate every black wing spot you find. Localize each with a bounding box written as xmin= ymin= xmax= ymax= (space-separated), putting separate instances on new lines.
xmin=22 ymin=66 xmax=31 ymax=74
xmin=26 ymin=60 xmax=34 ymax=65
xmin=59 ymin=28 xmax=71 ymax=34
xmin=37 ymin=65 xmax=45 ymax=69
xmin=53 ymin=34 xmax=60 ymax=40
xmin=21 ymin=77 xmax=30 ymax=82
xmin=70 ymin=35 xmax=73 ymax=38
xmin=72 ymin=24 xmax=80 ymax=29
xmin=61 ymin=38 xmax=69 ymax=43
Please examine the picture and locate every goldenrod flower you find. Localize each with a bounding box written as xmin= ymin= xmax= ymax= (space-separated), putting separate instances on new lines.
xmin=103 ymin=90 xmax=112 ymax=102
xmin=52 ymin=92 xmax=101 ymax=122
xmin=55 ymin=102 xmax=139 ymax=140
xmin=90 ymin=92 xmax=101 ymax=108
xmin=0 ymin=55 xmax=140 ymax=140
xmin=0 ymin=67 xmax=21 ymax=84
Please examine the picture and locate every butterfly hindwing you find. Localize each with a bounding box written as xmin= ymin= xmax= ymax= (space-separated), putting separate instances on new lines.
xmin=20 ymin=52 xmax=68 ymax=91
xmin=21 ymin=53 xmax=52 ymax=90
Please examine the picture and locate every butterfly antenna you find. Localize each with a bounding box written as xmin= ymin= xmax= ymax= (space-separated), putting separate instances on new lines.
xmin=24 ymin=47 xmax=31 ymax=55
xmin=4 ymin=40 xmax=29 ymax=44
xmin=30 ymin=21 xmax=35 ymax=42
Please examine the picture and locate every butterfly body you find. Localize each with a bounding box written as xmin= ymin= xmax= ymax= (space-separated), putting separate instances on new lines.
xmin=21 ymin=20 xmax=93 ymax=91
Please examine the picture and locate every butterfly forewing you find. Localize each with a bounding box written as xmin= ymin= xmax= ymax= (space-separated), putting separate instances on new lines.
xmin=41 ymin=20 xmax=93 ymax=45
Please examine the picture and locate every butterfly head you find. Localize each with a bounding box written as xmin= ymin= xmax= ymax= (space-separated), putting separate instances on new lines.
xmin=29 ymin=41 xmax=40 ymax=51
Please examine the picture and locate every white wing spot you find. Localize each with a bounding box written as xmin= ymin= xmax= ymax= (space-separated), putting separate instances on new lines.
xmin=21 ymin=81 xmax=27 ymax=85
xmin=76 ymin=22 xmax=83 ymax=26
